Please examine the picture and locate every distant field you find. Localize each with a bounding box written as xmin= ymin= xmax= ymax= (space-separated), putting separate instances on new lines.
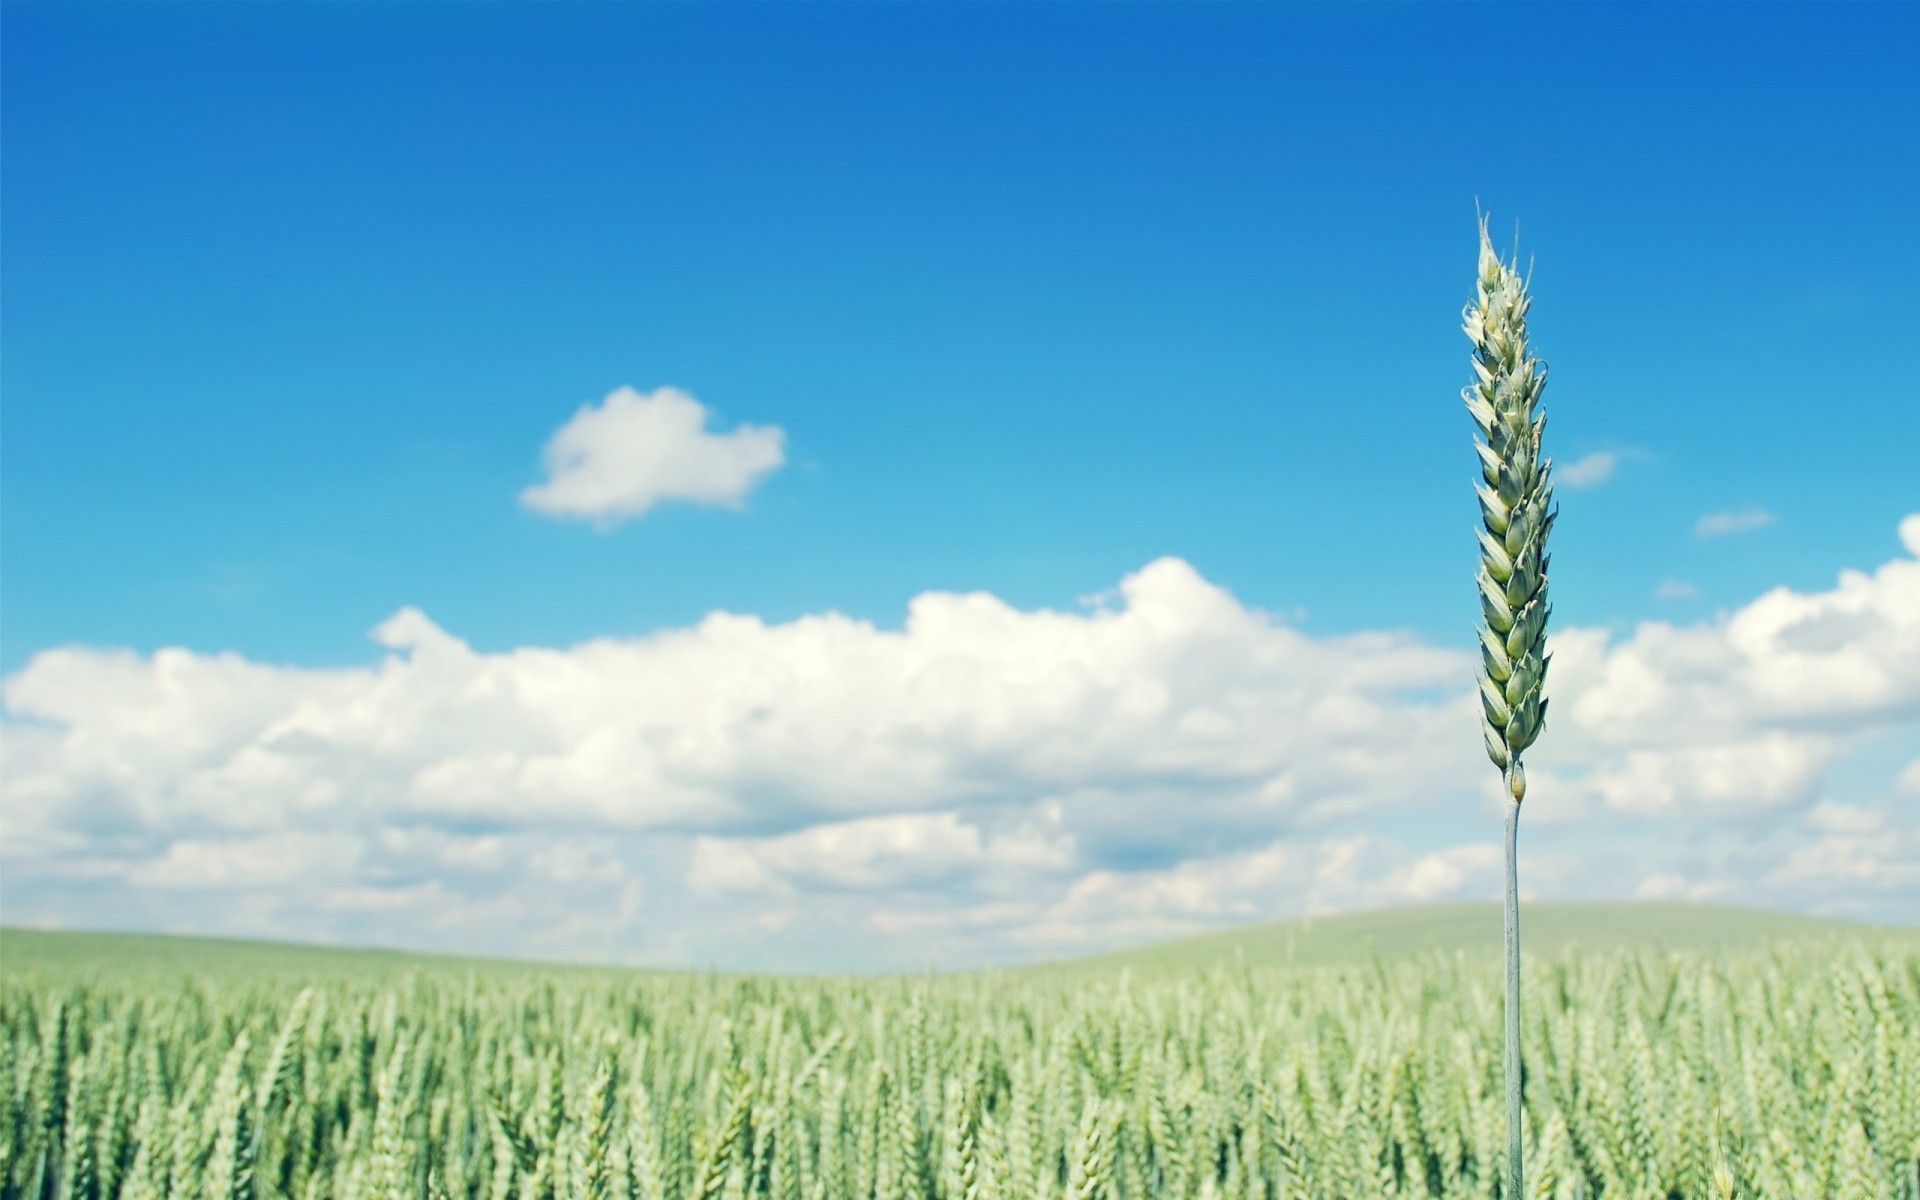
xmin=1032 ymin=899 xmax=1918 ymax=975
xmin=0 ymin=923 xmax=640 ymax=984
xmin=5 ymin=900 xmax=1911 ymax=983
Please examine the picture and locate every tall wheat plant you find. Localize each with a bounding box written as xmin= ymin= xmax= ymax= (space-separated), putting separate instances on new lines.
xmin=1463 ymin=213 xmax=1556 ymax=1199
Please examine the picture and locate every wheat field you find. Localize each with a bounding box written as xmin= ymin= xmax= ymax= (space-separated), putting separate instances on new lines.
xmin=3 ymin=933 xmax=1917 ymax=1200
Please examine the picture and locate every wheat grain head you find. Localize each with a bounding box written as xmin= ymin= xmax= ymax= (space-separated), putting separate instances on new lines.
xmin=1464 ymin=213 xmax=1557 ymax=800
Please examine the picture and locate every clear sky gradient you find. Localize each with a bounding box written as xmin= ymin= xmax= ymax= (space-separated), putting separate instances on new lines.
xmin=4 ymin=4 xmax=1917 ymax=969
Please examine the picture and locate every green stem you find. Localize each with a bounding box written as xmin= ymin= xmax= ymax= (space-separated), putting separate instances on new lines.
xmin=1504 ymin=784 xmax=1524 ymax=1198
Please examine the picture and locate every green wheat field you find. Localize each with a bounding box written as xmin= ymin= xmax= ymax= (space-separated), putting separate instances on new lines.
xmin=5 ymin=904 xmax=1918 ymax=1200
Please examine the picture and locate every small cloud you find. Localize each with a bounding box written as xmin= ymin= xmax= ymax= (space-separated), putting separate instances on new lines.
xmin=1898 ymin=757 xmax=1920 ymax=796
xmin=1804 ymin=800 xmax=1886 ymax=837
xmin=1632 ymin=872 xmax=1731 ymax=903
xmin=1654 ymin=579 xmax=1700 ymax=600
xmin=520 ymin=386 xmax=785 ymax=527
xmin=126 ymin=832 xmax=363 ymax=890
xmin=1696 ymin=508 xmax=1776 ymax=538
xmin=756 ymin=909 xmax=796 ymax=932
xmin=1387 ymin=843 xmax=1501 ymax=903
xmin=1559 ymin=451 xmax=1617 ymax=488
xmin=371 ymin=607 xmax=469 ymax=658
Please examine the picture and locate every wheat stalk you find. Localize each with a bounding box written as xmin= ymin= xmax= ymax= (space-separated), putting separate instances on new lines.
xmin=1464 ymin=210 xmax=1557 ymax=1199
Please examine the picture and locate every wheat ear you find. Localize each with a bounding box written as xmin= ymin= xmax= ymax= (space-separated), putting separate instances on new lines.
xmin=1464 ymin=211 xmax=1556 ymax=1200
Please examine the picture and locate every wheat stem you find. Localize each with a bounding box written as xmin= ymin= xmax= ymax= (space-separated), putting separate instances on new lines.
xmin=1465 ymin=210 xmax=1556 ymax=1199
xmin=1505 ymin=792 xmax=1524 ymax=1195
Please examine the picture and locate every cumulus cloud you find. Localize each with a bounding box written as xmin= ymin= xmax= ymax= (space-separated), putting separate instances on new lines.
xmin=3 ymin=514 xmax=1917 ymax=966
xmin=1 ymin=558 xmax=1477 ymax=847
xmin=1558 ymin=451 xmax=1618 ymax=488
xmin=1518 ymin=521 xmax=1920 ymax=830
xmin=1696 ymin=508 xmax=1776 ymax=538
xmin=687 ymin=810 xmax=1074 ymax=897
xmin=1014 ymin=837 xmax=1505 ymax=950
xmin=1770 ymin=802 xmax=1920 ymax=898
xmin=1624 ymin=800 xmax=1920 ymax=920
xmin=850 ymin=835 xmax=1511 ymax=957
xmin=126 ymin=832 xmax=363 ymax=890
xmin=519 ymin=386 xmax=785 ymax=525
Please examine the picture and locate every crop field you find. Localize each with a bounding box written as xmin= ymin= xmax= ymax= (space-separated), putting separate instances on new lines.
xmin=4 ymin=911 xmax=1917 ymax=1200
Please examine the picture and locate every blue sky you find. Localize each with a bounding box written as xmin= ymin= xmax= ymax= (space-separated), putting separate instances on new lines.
xmin=3 ymin=3 xmax=1917 ymax=969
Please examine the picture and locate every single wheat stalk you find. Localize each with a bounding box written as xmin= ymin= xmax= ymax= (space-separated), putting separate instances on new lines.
xmin=1463 ymin=211 xmax=1556 ymax=1199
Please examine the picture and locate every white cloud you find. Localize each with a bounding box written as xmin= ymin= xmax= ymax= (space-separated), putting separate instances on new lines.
xmin=1655 ymin=580 xmax=1700 ymax=600
xmin=4 ymin=514 xmax=1917 ymax=966
xmin=1632 ymin=873 xmax=1732 ymax=903
xmin=1389 ymin=843 xmax=1505 ymax=903
xmin=126 ymin=832 xmax=363 ymax=890
xmin=961 ymin=835 xmax=1506 ymax=953
xmin=0 ymin=822 xmax=653 ymax=964
xmin=1576 ymin=735 xmax=1836 ymax=816
xmin=687 ymin=810 xmax=1074 ymax=897
xmin=688 ymin=812 xmax=986 ymax=896
xmin=1767 ymin=802 xmax=1920 ymax=903
xmin=1696 ymin=508 xmax=1776 ymax=538
xmin=1526 ymin=525 xmax=1920 ymax=825
xmin=1898 ymin=757 xmax=1920 ymax=795
xmin=1558 ymin=451 xmax=1617 ymax=488
xmin=519 ymin=386 xmax=785 ymax=525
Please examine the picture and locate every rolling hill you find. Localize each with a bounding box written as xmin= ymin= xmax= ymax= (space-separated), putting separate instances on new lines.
xmin=4 ymin=901 xmax=1910 ymax=983
xmin=1024 ymin=900 xmax=1916 ymax=975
